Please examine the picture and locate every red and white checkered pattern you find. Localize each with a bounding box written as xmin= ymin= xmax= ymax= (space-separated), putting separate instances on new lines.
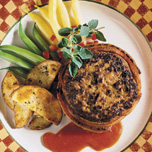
xmin=0 ymin=0 xmax=152 ymax=152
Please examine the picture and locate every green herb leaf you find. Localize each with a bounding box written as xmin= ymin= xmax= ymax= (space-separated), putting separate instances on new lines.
xmin=88 ymin=19 xmax=98 ymax=29
xmin=72 ymin=35 xmax=82 ymax=44
xmin=95 ymin=31 xmax=106 ymax=41
xmin=78 ymin=25 xmax=81 ymax=29
xmin=61 ymin=38 xmax=69 ymax=47
xmin=58 ymin=38 xmax=69 ymax=48
xmin=58 ymin=27 xmax=71 ymax=36
xmin=72 ymin=45 xmax=81 ymax=55
xmin=83 ymin=23 xmax=88 ymax=27
xmin=72 ymin=56 xmax=83 ymax=68
xmin=79 ymin=48 xmax=93 ymax=59
xmin=73 ymin=49 xmax=80 ymax=55
xmin=80 ymin=26 xmax=90 ymax=37
xmin=63 ymin=52 xmax=71 ymax=60
xmin=73 ymin=45 xmax=82 ymax=50
xmin=61 ymin=47 xmax=71 ymax=56
xmin=57 ymin=19 xmax=106 ymax=77
xmin=69 ymin=62 xmax=78 ymax=77
xmin=72 ymin=27 xmax=79 ymax=33
xmin=58 ymin=41 xmax=63 ymax=48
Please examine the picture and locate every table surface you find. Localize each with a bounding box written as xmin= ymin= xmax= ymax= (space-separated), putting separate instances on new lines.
xmin=0 ymin=0 xmax=152 ymax=152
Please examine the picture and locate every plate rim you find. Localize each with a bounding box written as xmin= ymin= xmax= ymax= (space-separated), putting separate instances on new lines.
xmin=0 ymin=1 xmax=152 ymax=152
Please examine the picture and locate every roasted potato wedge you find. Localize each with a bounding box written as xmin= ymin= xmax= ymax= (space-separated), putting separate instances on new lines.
xmin=1 ymin=71 xmax=32 ymax=128
xmin=26 ymin=60 xmax=61 ymax=89
xmin=25 ymin=60 xmax=61 ymax=129
xmin=28 ymin=114 xmax=52 ymax=130
xmin=2 ymin=71 xmax=20 ymax=110
xmin=14 ymin=101 xmax=33 ymax=128
xmin=11 ymin=85 xmax=63 ymax=125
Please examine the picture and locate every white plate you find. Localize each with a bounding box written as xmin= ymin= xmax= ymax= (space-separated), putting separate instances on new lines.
xmin=0 ymin=1 xmax=152 ymax=152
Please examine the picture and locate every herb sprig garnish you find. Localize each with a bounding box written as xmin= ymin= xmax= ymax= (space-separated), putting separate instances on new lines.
xmin=58 ymin=19 xmax=106 ymax=77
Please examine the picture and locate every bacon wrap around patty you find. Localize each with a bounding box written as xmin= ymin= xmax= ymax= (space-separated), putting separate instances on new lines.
xmin=58 ymin=43 xmax=141 ymax=133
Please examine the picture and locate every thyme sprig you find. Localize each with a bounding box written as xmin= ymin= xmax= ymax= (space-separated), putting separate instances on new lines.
xmin=58 ymin=19 xmax=106 ymax=77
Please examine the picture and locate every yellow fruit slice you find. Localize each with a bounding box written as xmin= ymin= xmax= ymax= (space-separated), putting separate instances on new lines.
xmin=48 ymin=0 xmax=62 ymax=42
xmin=28 ymin=13 xmax=57 ymax=45
xmin=72 ymin=0 xmax=81 ymax=26
xmin=57 ymin=0 xmax=71 ymax=28
xmin=37 ymin=5 xmax=49 ymax=21
xmin=56 ymin=8 xmax=64 ymax=27
xmin=64 ymin=2 xmax=76 ymax=27
xmin=38 ymin=5 xmax=63 ymax=29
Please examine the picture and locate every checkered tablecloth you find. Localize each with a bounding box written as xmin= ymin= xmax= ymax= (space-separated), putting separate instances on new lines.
xmin=0 ymin=0 xmax=152 ymax=152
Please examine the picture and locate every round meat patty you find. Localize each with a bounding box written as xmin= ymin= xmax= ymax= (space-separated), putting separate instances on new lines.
xmin=58 ymin=43 xmax=141 ymax=132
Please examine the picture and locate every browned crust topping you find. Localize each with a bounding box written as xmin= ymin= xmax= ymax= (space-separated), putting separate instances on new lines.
xmin=59 ymin=43 xmax=141 ymax=131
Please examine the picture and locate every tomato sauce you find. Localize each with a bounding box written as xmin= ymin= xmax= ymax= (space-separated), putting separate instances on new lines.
xmin=42 ymin=122 xmax=122 ymax=152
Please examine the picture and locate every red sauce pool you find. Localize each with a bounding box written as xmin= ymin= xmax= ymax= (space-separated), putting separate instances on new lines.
xmin=42 ymin=122 xmax=122 ymax=152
